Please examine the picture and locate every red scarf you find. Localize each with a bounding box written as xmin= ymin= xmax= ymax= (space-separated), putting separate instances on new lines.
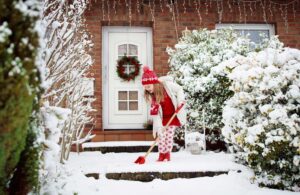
xmin=150 ymin=95 xmax=159 ymax=115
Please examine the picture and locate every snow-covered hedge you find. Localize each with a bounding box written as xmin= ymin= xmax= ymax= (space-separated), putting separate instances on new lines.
xmin=167 ymin=28 xmax=254 ymax=144
xmin=221 ymin=46 xmax=300 ymax=191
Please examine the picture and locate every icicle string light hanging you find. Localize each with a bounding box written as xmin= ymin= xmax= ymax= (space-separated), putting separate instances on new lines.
xmin=129 ymin=0 xmax=132 ymax=26
xmin=205 ymin=0 xmax=209 ymax=14
xmin=102 ymin=0 xmax=105 ymax=20
xmin=194 ymin=0 xmax=202 ymax=25
xmin=113 ymin=0 xmax=117 ymax=14
xmin=227 ymin=0 xmax=233 ymax=13
xmin=167 ymin=1 xmax=178 ymax=40
xmin=137 ymin=0 xmax=140 ymax=14
xmin=292 ymin=1 xmax=296 ymax=19
xmin=183 ymin=0 xmax=187 ymax=13
xmin=160 ymin=0 xmax=164 ymax=12
xmin=249 ymin=2 xmax=253 ymax=16
xmin=260 ymin=0 xmax=267 ymax=23
xmin=268 ymin=1 xmax=273 ymax=18
xmin=220 ymin=0 xmax=224 ymax=23
xmin=96 ymin=0 xmax=299 ymax=35
xmin=148 ymin=0 xmax=156 ymax=28
xmin=175 ymin=0 xmax=180 ymax=29
xmin=107 ymin=0 xmax=110 ymax=25
xmin=238 ymin=0 xmax=242 ymax=23
xmin=243 ymin=1 xmax=247 ymax=23
xmin=217 ymin=0 xmax=221 ymax=23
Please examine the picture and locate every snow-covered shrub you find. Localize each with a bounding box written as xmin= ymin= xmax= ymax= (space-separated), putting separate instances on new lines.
xmin=222 ymin=47 xmax=300 ymax=191
xmin=0 ymin=1 xmax=42 ymax=194
xmin=167 ymin=28 xmax=254 ymax=145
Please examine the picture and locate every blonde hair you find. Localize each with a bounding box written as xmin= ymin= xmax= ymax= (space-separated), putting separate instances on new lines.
xmin=144 ymin=82 xmax=165 ymax=104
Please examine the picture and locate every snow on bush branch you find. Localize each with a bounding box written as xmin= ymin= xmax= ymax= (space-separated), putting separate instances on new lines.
xmin=167 ymin=28 xmax=254 ymax=143
xmin=221 ymin=44 xmax=300 ymax=191
xmin=41 ymin=0 xmax=95 ymax=163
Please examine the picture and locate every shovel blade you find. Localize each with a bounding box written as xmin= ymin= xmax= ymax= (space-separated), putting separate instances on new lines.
xmin=134 ymin=156 xmax=145 ymax=164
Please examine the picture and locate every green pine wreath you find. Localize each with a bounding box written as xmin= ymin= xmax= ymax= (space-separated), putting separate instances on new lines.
xmin=116 ymin=56 xmax=141 ymax=81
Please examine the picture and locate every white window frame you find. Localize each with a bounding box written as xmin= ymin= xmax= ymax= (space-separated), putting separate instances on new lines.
xmin=115 ymin=89 xmax=142 ymax=115
xmin=215 ymin=23 xmax=275 ymax=43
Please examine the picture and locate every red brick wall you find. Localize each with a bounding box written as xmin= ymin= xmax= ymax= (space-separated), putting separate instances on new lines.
xmin=84 ymin=0 xmax=300 ymax=132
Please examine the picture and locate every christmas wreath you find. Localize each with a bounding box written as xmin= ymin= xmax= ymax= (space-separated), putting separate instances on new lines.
xmin=116 ymin=56 xmax=141 ymax=81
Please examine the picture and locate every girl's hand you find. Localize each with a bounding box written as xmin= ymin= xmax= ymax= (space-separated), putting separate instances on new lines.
xmin=153 ymin=127 xmax=165 ymax=138
xmin=178 ymin=101 xmax=186 ymax=107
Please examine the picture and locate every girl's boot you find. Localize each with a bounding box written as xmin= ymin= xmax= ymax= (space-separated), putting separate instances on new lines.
xmin=157 ymin=153 xmax=165 ymax=162
xmin=164 ymin=152 xmax=171 ymax=161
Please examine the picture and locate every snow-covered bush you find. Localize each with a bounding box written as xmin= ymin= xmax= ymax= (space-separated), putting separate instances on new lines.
xmin=167 ymin=28 xmax=254 ymax=145
xmin=222 ymin=46 xmax=300 ymax=191
xmin=0 ymin=1 xmax=42 ymax=194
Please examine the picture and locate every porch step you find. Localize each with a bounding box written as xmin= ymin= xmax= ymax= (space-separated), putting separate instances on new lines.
xmin=86 ymin=170 xmax=241 ymax=182
xmin=82 ymin=141 xmax=179 ymax=153
xmin=91 ymin=130 xmax=153 ymax=142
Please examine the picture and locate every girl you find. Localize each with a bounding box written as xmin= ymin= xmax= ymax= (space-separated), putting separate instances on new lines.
xmin=142 ymin=66 xmax=186 ymax=162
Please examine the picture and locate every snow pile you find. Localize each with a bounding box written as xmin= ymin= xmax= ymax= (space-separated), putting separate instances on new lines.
xmin=167 ymin=28 xmax=254 ymax=144
xmin=221 ymin=46 xmax=300 ymax=191
xmin=66 ymin=151 xmax=299 ymax=195
xmin=39 ymin=104 xmax=100 ymax=194
xmin=185 ymin=132 xmax=205 ymax=154
xmin=39 ymin=104 xmax=69 ymax=193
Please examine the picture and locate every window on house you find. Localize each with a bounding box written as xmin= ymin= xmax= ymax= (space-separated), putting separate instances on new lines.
xmin=215 ymin=24 xmax=275 ymax=44
xmin=118 ymin=44 xmax=138 ymax=57
xmin=118 ymin=90 xmax=139 ymax=111
xmin=118 ymin=44 xmax=138 ymax=74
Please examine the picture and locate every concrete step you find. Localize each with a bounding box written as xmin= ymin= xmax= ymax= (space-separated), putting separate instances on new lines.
xmin=86 ymin=170 xmax=242 ymax=182
xmin=82 ymin=141 xmax=179 ymax=153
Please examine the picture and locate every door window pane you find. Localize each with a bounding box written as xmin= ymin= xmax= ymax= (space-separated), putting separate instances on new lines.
xmin=129 ymin=91 xmax=138 ymax=100
xmin=129 ymin=44 xmax=138 ymax=55
xmin=118 ymin=44 xmax=127 ymax=56
xmin=118 ymin=44 xmax=138 ymax=57
xmin=118 ymin=101 xmax=128 ymax=110
xmin=118 ymin=91 xmax=128 ymax=100
xmin=117 ymin=90 xmax=139 ymax=111
xmin=129 ymin=102 xmax=138 ymax=110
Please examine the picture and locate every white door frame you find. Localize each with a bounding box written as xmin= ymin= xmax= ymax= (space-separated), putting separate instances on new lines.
xmin=102 ymin=26 xmax=153 ymax=129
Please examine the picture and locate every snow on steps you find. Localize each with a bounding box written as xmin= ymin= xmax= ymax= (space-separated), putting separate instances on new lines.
xmin=69 ymin=151 xmax=245 ymax=182
xmin=82 ymin=141 xmax=179 ymax=153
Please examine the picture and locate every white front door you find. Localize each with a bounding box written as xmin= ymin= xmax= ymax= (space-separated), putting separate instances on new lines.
xmin=102 ymin=27 xmax=153 ymax=129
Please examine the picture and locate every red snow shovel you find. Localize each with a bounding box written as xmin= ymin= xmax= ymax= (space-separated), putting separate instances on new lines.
xmin=134 ymin=102 xmax=185 ymax=164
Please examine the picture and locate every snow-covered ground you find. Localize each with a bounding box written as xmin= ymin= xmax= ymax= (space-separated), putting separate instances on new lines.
xmin=61 ymin=151 xmax=298 ymax=195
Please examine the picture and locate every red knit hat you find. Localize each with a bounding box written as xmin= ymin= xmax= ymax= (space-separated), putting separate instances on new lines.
xmin=142 ymin=66 xmax=159 ymax=85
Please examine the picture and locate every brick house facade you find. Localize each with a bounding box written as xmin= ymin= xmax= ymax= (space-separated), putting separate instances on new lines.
xmin=83 ymin=0 xmax=300 ymax=142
